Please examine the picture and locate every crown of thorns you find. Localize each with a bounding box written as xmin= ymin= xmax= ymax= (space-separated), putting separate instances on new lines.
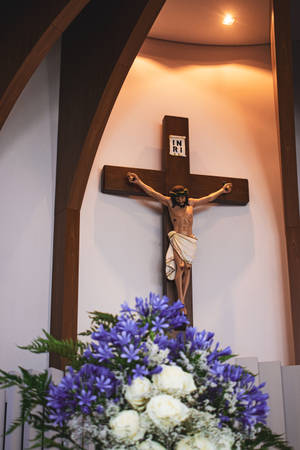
xmin=169 ymin=187 xmax=189 ymax=197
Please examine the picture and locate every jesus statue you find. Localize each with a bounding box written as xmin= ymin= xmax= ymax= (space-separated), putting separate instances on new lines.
xmin=127 ymin=172 xmax=232 ymax=314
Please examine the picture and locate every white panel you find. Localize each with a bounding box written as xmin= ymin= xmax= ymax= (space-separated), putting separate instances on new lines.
xmin=23 ymin=407 xmax=42 ymax=450
xmin=21 ymin=370 xmax=42 ymax=449
xmin=4 ymin=383 xmax=22 ymax=450
xmin=235 ymin=357 xmax=259 ymax=383
xmin=281 ymin=365 xmax=300 ymax=449
xmin=48 ymin=367 xmax=64 ymax=384
xmin=23 ymin=371 xmax=42 ymax=449
xmin=0 ymin=388 xmax=5 ymax=450
xmin=258 ymin=361 xmax=285 ymax=436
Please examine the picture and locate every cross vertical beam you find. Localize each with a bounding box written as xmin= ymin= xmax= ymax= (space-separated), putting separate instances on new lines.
xmin=162 ymin=116 xmax=193 ymax=323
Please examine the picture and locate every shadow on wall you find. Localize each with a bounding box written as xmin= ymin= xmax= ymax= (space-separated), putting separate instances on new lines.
xmin=141 ymin=38 xmax=271 ymax=71
xmin=94 ymin=189 xmax=163 ymax=293
xmin=192 ymin=203 xmax=253 ymax=329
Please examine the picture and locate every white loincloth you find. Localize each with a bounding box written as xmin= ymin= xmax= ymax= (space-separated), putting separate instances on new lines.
xmin=165 ymin=231 xmax=198 ymax=280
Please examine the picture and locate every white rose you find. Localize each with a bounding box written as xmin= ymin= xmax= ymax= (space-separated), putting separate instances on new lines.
xmin=194 ymin=435 xmax=217 ymax=450
xmin=109 ymin=410 xmax=144 ymax=441
xmin=138 ymin=440 xmax=166 ymax=449
xmin=217 ymin=434 xmax=234 ymax=450
xmin=176 ymin=435 xmax=217 ymax=450
xmin=146 ymin=394 xmax=189 ymax=429
xmin=152 ymin=365 xmax=196 ymax=395
xmin=125 ymin=377 xmax=152 ymax=410
xmin=175 ymin=437 xmax=194 ymax=450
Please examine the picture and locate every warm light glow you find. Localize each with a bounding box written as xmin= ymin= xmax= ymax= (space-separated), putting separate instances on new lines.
xmin=222 ymin=14 xmax=235 ymax=26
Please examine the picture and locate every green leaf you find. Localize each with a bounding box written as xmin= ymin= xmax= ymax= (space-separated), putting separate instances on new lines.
xmin=219 ymin=353 xmax=237 ymax=362
xmin=19 ymin=329 xmax=87 ymax=368
xmin=243 ymin=424 xmax=292 ymax=449
xmin=79 ymin=310 xmax=118 ymax=335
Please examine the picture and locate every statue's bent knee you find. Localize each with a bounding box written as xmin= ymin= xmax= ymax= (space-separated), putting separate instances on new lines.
xmin=179 ymin=261 xmax=185 ymax=270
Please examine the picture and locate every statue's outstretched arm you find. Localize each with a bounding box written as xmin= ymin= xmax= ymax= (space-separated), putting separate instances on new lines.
xmin=190 ymin=182 xmax=232 ymax=207
xmin=127 ymin=172 xmax=170 ymax=206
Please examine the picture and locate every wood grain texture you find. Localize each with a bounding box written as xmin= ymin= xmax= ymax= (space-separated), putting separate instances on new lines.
xmin=55 ymin=0 xmax=166 ymax=213
xmin=102 ymin=165 xmax=164 ymax=197
xmin=271 ymin=0 xmax=300 ymax=363
xmin=271 ymin=0 xmax=299 ymax=226
xmin=51 ymin=0 xmax=166 ymax=368
xmin=284 ymin=226 xmax=300 ymax=362
xmin=162 ymin=210 xmax=194 ymax=324
xmin=188 ymin=174 xmax=249 ymax=205
xmin=50 ymin=208 xmax=79 ymax=368
xmin=0 ymin=0 xmax=90 ymax=130
xmin=162 ymin=115 xmax=191 ymax=183
xmin=102 ymin=165 xmax=249 ymax=205
xmin=162 ymin=116 xmax=193 ymax=320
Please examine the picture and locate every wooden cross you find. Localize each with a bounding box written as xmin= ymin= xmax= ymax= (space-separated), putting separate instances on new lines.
xmin=102 ymin=116 xmax=249 ymax=324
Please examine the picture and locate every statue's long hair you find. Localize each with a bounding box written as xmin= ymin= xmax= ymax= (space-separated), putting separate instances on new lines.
xmin=169 ymin=185 xmax=189 ymax=208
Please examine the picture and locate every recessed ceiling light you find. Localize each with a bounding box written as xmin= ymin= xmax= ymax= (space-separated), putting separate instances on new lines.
xmin=223 ymin=14 xmax=235 ymax=26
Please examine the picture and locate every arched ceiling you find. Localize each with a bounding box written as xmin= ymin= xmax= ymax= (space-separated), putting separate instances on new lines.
xmin=149 ymin=0 xmax=270 ymax=46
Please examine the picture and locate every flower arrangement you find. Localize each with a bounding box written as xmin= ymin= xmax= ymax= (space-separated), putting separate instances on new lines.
xmin=0 ymin=293 xmax=291 ymax=449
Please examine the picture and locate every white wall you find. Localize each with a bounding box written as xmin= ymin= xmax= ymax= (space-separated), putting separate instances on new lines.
xmin=79 ymin=39 xmax=294 ymax=364
xmin=0 ymin=43 xmax=60 ymax=371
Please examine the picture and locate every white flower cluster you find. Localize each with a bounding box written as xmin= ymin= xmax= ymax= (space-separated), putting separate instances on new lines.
xmin=124 ymin=364 xmax=196 ymax=412
xmin=108 ymin=365 xmax=235 ymax=449
xmin=176 ymin=432 xmax=234 ymax=450
xmin=69 ymin=414 xmax=110 ymax=444
xmin=146 ymin=339 xmax=170 ymax=366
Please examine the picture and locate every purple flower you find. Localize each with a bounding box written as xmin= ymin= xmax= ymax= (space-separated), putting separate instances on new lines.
xmin=94 ymin=343 xmax=115 ymax=362
xmin=96 ymin=404 xmax=104 ymax=414
xmin=77 ymin=389 xmax=97 ymax=414
xmin=207 ymin=362 xmax=269 ymax=432
xmin=92 ymin=324 xmax=111 ymax=342
xmin=151 ymin=316 xmax=169 ymax=332
xmin=115 ymin=331 xmax=132 ymax=346
xmin=135 ymin=296 xmax=150 ymax=317
xmin=186 ymin=328 xmax=215 ymax=352
xmin=120 ymin=301 xmax=133 ymax=314
xmin=121 ymin=344 xmax=140 ymax=362
xmin=149 ymin=365 xmax=163 ymax=375
xmin=154 ymin=334 xmax=170 ymax=349
xmin=49 ymin=409 xmax=69 ymax=426
xmin=132 ymin=364 xmax=149 ymax=378
xmin=59 ymin=370 xmax=78 ymax=391
xmin=207 ymin=343 xmax=232 ymax=364
xmin=118 ymin=318 xmax=138 ymax=334
xmin=47 ymin=363 xmax=119 ymax=423
xmin=149 ymin=293 xmax=169 ymax=312
xmin=96 ymin=375 xmax=114 ymax=394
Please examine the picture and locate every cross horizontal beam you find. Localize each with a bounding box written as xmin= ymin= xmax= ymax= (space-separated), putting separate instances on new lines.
xmin=102 ymin=165 xmax=164 ymax=197
xmin=102 ymin=165 xmax=249 ymax=205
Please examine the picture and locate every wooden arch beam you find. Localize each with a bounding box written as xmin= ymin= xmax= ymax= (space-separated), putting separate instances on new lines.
xmin=0 ymin=0 xmax=90 ymax=130
xmin=271 ymin=0 xmax=300 ymax=363
xmin=50 ymin=0 xmax=165 ymax=368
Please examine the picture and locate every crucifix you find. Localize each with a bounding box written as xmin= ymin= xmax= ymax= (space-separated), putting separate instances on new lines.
xmin=102 ymin=116 xmax=249 ymax=324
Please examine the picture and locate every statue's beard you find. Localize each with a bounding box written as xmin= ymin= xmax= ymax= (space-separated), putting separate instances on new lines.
xmin=177 ymin=203 xmax=186 ymax=208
